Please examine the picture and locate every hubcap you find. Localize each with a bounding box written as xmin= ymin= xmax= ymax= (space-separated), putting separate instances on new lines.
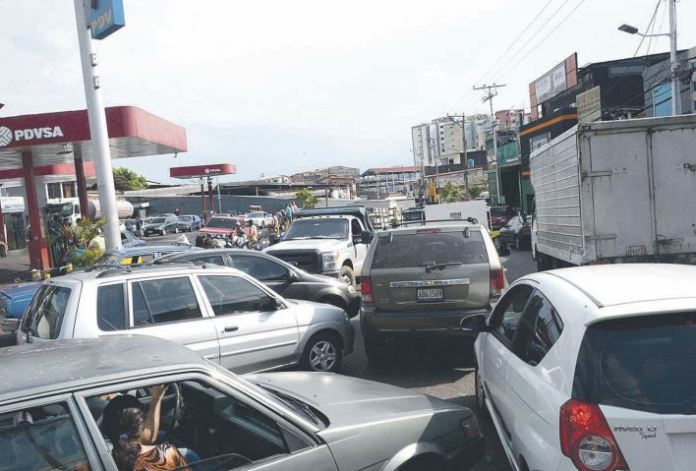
xmin=309 ymin=340 xmax=337 ymax=371
xmin=342 ymin=274 xmax=352 ymax=286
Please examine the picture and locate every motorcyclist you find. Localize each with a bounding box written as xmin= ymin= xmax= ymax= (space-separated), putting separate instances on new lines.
xmin=246 ymin=220 xmax=258 ymax=245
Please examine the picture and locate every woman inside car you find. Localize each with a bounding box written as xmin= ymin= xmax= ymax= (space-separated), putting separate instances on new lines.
xmin=103 ymin=388 xmax=189 ymax=471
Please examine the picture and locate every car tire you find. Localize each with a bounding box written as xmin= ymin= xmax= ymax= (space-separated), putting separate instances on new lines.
xmin=301 ymin=332 xmax=343 ymax=373
xmin=340 ymin=265 xmax=356 ymax=288
xmin=397 ymin=455 xmax=446 ymax=471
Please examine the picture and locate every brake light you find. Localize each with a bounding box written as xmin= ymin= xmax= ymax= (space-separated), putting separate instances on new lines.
xmin=490 ymin=268 xmax=505 ymax=297
xmin=360 ymin=277 xmax=373 ymax=304
xmin=560 ymin=400 xmax=629 ymax=471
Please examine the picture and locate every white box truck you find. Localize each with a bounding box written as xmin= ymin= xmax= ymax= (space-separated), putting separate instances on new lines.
xmin=531 ymin=114 xmax=696 ymax=270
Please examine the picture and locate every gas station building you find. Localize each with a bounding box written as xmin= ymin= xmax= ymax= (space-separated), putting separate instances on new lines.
xmin=0 ymin=106 xmax=186 ymax=270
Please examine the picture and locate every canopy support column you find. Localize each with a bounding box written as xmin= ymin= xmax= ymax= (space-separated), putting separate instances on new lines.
xmin=22 ymin=151 xmax=49 ymax=270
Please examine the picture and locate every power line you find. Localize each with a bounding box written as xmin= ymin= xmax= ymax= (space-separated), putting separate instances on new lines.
xmin=451 ymin=0 xmax=571 ymax=112
xmin=501 ymin=0 xmax=587 ymax=81
xmin=633 ymin=0 xmax=661 ymax=57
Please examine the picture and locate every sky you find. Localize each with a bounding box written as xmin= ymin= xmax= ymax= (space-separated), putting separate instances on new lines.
xmin=2 ymin=0 xmax=695 ymax=184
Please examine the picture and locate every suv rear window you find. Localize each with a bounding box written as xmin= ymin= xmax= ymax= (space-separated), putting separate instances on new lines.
xmin=573 ymin=312 xmax=696 ymax=414
xmin=372 ymin=230 xmax=487 ymax=269
xmin=24 ymin=285 xmax=71 ymax=339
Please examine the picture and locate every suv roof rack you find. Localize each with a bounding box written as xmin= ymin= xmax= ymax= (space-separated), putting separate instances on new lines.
xmin=399 ymin=217 xmax=479 ymax=226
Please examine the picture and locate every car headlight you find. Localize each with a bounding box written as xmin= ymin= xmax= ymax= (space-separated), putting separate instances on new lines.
xmin=321 ymin=252 xmax=339 ymax=271
xmin=347 ymin=284 xmax=357 ymax=294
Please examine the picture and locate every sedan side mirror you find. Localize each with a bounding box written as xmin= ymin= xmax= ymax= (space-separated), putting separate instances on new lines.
xmin=288 ymin=271 xmax=300 ymax=283
xmin=460 ymin=313 xmax=487 ymax=333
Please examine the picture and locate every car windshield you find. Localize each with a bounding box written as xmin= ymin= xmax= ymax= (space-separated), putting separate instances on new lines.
xmin=573 ymin=312 xmax=696 ymax=415
xmin=248 ymin=212 xmax=263 ymax=217
xmin=180 ymin=215 xmax=193 ymax=221
xmin=150 ymin=217 xmax=165 ymax=224
xmin=372 ymin=230 xmax=487 ymax=269
xmin=285 ymin=219 xmax=348 ymax=240
xmin=206 ymin=218 xmax=238 ymax=229
xmin=22 ymin=285 xmax=72 ymax=339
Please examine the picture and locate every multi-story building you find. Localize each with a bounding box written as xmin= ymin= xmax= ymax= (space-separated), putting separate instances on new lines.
xmin=357 ymin=166 xmax=420 ymax=199
xmin=411 ymin=123 xmax=434 ymax=167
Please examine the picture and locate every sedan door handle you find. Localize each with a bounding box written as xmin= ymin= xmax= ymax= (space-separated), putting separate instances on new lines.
xmin=223 ymin=326 xmax=239 ymax=333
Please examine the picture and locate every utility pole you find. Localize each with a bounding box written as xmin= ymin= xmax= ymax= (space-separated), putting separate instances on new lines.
xmin=447 ymin=113 xmax=469 ymax=193
xmin=473 ymin=83 xmax=506 ymax=118
xmin=474 ymin=83 xmax=506 ymax=205
xmin=668 ymin=0 xmax=679 ymax=115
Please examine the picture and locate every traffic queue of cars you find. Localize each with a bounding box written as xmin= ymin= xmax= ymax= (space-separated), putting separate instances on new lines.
xmin=3 ymin=205 xmax=694 ymax=471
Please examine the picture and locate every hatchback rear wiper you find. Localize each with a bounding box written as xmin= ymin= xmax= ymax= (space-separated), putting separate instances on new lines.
xmin=423 ymin=262 xmax=463 ymax=272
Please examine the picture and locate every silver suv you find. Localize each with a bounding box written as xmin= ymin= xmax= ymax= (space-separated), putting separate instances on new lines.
xmin=17 ymin=264 xmax=353 ymax=373
xmin=359 ymin=223 xmax=505 ymax=363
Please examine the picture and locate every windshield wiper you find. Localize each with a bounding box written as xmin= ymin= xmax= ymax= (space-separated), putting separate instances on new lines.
xmin=423 ymin=262 xmax=463 ymax=272
xmin=260 ymin=387 xmax=320 ymax=424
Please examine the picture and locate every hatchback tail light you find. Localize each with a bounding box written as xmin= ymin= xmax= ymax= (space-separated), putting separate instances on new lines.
xmin=490 ymin=268 xmax=505 ymax=297
xmin=560 ymin=400 xmax=629 ymax=471
xmin=360 ymin=277 xmax=374 ymax=304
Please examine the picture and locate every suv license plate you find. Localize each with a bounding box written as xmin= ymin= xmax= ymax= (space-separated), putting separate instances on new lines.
xmin=417 ymin=288 xmax=443 ymax=301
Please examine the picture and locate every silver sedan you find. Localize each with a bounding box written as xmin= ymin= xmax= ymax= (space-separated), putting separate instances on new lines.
xmin=17 ymin=263 xmax=353 ymax=373
xmin=0 ymin=336 xmax=485 ymax=470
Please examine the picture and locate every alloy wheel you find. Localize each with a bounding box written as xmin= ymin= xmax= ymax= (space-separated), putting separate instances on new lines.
xmin=309 ymin=340 xmax=338 ymax=371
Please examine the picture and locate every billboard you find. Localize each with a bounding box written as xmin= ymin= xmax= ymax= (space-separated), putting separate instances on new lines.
xmin=530 ymin=53 xmax=578 ymax=120
xmin=88 ymin=0 xmax=126 ymax=40
xmin=170 ymin=163 xmax=237 ymax=179
xmin=577 ymin=86 xmax=602 ymax=123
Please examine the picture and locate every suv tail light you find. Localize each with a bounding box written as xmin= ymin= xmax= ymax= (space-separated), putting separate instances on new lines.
xmin=490 ymin=268 xmax=505 ymax=297
xmin=560 ymin=400 xmax=629 ymax=471
xmin=360 ymin=277 xmax=374 ymax=304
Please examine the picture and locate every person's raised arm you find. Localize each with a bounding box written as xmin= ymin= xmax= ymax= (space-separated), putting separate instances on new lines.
xmin=141 ymin=385 xmax=166 ymax=445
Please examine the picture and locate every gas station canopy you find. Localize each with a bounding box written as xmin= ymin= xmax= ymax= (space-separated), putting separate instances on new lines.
xmin=0 ymin=105 xmax=187 ymax=185
xmin=0 ymin=105 xmax=187 ymax=270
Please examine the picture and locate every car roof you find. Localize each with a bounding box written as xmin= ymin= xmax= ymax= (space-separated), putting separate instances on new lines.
xmin=105 ymin=245 xmax=198 ymax=256
xmin=52 ymin=262 xmax=240 ymax=283
xmin=0 ymin=336 xmax=207 ymax=404
xmin=529 ymin=264 xmax=696 ymax=309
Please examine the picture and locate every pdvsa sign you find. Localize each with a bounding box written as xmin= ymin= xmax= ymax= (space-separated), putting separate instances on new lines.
xmin=88 ymin=0 xmax=125 ymax=40
xmin=0 ymin=126 xmax=65 ymax=148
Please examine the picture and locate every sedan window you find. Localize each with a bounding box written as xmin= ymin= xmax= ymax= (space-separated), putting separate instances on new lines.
xmin=131 ymin=277 xmax=203 ymax=326
xmin=232 ymin=256 xmax=289 ymax=281
xmin=23 ymin=285 xmax=72 ymax=340
xmin=0 ymin=402 xmax=91 ymax=470
xmin=199 ymin=276 xmax=277 ymax=315
xmin=190 ymin=255 xmax=226 ymax=266
xmin=512 ymin=292 xmax=563 ymax=366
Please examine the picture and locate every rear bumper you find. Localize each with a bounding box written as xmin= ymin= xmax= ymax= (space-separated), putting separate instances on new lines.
xmin=361 ymin=307 xmax=490 ymax=337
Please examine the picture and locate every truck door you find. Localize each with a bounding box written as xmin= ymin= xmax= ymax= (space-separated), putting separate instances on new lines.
xmin=650 ymin=125 xmax=696 ymax=255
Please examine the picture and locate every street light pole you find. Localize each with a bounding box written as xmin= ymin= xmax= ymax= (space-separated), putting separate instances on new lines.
xmin=619 ymin=0 xmax=679 ymax=115
xmin=73 ymin=0 xmax=122 ymax=250
xmin=668 ymin=0 xmax=679 ymax=115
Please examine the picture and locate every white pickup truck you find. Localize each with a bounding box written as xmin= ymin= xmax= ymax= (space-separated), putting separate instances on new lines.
xmin=264 ymin=207 xmax=374 ymax=287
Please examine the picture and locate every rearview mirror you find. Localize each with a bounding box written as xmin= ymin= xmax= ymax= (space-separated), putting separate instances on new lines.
xmin=460 ymin=314 xmax=487 ymax=333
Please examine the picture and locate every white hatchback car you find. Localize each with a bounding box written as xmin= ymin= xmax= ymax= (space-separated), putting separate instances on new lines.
xmin=465 ymin=264 xmax=696 ymax=471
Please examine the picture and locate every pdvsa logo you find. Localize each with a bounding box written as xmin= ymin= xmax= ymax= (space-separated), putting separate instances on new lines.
xmin=0 ymin=126 xmax=64 ymax=147
xmin=0 ymin=127 xmax=12 ymax=147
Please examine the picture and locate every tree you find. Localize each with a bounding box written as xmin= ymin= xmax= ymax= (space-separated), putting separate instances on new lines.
xmin=113 ymin=167 xmax=148 ymax=191
xmin=295 ymin=188 xmax=318 ymax=208
xmin=440 ymin=182 xmax=463 ymax=203
xmin=468 ymin=186 xmax=485 ymax=200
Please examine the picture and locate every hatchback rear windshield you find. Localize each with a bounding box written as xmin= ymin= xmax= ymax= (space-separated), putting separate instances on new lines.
xmin=22 ymin=285 xmax=72 ymax=339
xmin=573 ymin=312 xmax=696 ymax=415
xmin=372 ymin=230 xmax=487 ymax=269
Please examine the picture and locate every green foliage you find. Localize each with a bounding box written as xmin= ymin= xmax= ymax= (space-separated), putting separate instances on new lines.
xmin=113 ymin=167 xmax=148 ymax=191
xmin=440 ymin=182 xmax=463 ymax=203
xmin=468 ymin=186 xmax=485 ymax=199
xmin=295 ymin=188 xmax=318 ymax=208
xmin=52 ymin=219 xmax=106 ymax=268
